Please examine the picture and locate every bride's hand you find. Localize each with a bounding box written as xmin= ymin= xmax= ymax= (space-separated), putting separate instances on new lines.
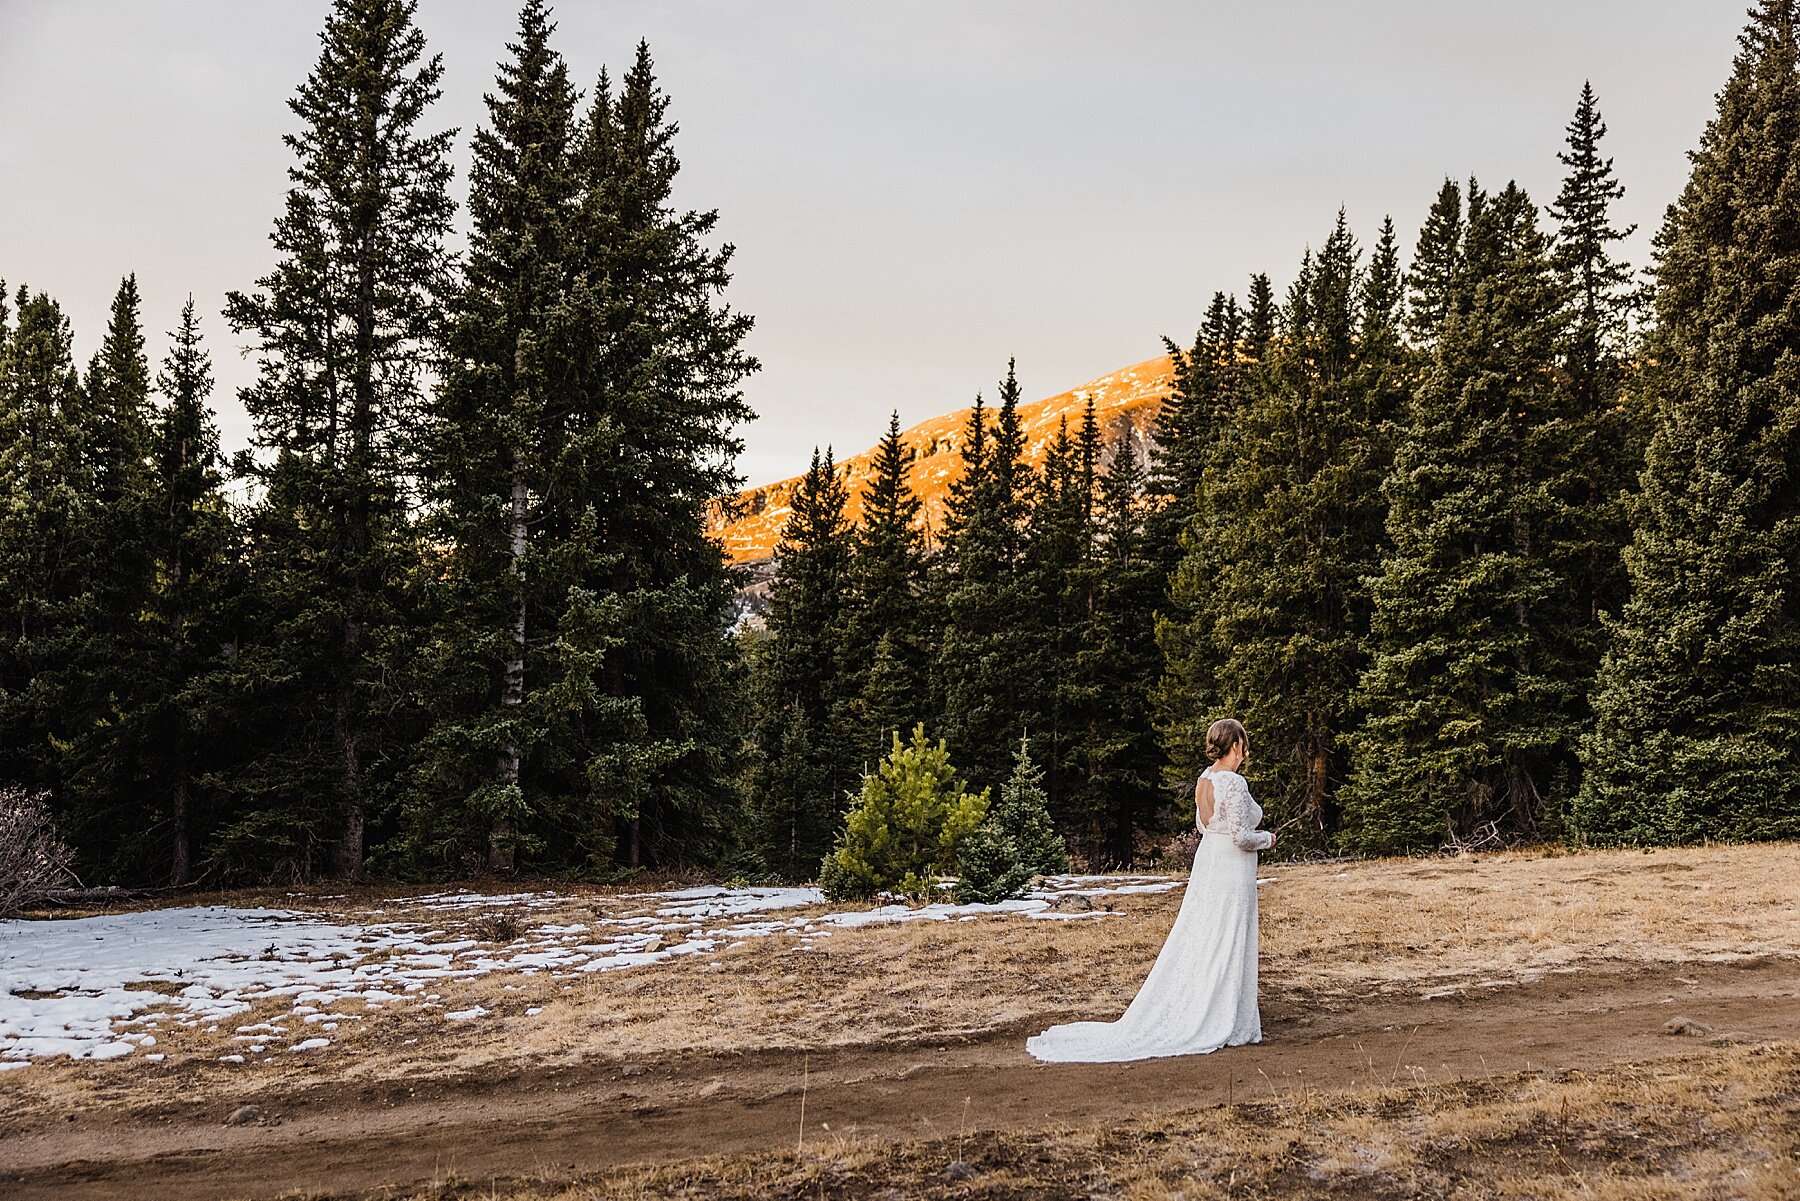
xmin=1266 ymin=831 xmax=1278 ymax=850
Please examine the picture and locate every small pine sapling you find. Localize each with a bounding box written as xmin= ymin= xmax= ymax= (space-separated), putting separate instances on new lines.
xmin=819 ymin=724 xmax=988 ymax=901
xmin=954 ymin=735 xmax=1069 ymax=903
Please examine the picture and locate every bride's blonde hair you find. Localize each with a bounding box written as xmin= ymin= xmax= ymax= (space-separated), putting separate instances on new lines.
xmin=1205 ymin=718 xmax=1247 ymax=763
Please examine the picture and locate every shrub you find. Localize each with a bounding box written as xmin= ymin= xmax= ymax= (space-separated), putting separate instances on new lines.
xmin=0 ymin=788 xmax=75 ymax=916
xmin=819 ymin=725 xmax=988 ymax=902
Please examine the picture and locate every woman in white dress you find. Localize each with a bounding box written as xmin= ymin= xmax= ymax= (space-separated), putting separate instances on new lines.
xmin=1026 ymin=718 xmax=1276 ymax=1063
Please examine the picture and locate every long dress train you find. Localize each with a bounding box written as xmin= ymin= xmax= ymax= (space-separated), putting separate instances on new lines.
xmin=1025 ymin=766 xmax=1271 ymax=1063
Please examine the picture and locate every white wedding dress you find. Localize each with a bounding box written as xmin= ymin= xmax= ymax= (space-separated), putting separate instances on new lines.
xmin=1026 ymin=766 xmax=1271 ymax=1062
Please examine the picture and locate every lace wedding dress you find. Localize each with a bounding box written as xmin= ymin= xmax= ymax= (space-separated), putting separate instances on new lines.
xmin=1026 ymin=766 xmax=1271 ymax=1062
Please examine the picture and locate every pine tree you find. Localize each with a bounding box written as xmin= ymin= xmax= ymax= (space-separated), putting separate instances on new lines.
xmin=1344 ymin=181 xmax=1582 ymax=854
xmin=1224 ymin=216 xmax=1405 ymax=844
xmin=1549 ymin=82 xmax=1643 ymax=641
xmin=1407 ymin=180 xmax=1464 ymax=346
xmin=1147 ymin=292 xmax=1242 ymax=584
xmin=224 ymin=0 xmax=455 ymax=878
xmin=1576 ymin=2 xmax=1800 ymax=845
xmin=1244 ymin=274 xmax=1277 ymax=358
xmin=563 ymin=42 xmax=758 ymax=868
xmin=83 ymin=276 xmax=155 ymax=509
xmin=410 ymin=0 xmax=578 ymax=875
xmin=143 ymin=299 xmax=235 ymax=884
xmin=924 ymin=388 xmax=987 ymax=764
xmin=59 ymin=275 xmax=164 ymax=877
xmin=934 ymin=361 xmax=1039 ymax=792
xmin=819 ymin=724 xmax=988 ymax=901
xmin=954 ymin=734 xmax=1068 ymax=902
xmin=0 ymin=288 xmax=88 ymax=811
xmin=1024 ymin=411 xmax=1095 ymax=845
xmin=998 ymin=735 xmax=1068 ymax=876
xmin=1149 ymin=287 xmax=1263 ymax=788
xmin=749 ymin=447 xmax=857 ymax=879
xmin=841 ymin=412 xmax=930 ymax=763
xmin=1152 ymin=286 xmax=1252 ymax=788
xmin=947 ymin=812 xmax=1027 ymax=904
xmin=854 ymin=632 xmax=917 ymax=770
xmin=1552 ymin=83 xmax=1638 ymax=413
xmin=1077 ymin=428 xmax=1166 ymax=864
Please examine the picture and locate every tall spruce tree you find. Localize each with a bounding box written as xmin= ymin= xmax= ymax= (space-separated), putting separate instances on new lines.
xmin=1344 ymin=181 xmax=1583 ymax=854
xmin=934 ymin=361 xmax=1039 ymax=792
xmin=1152 ymin=289 xmax=1256 ymax=782
xmin=842 ymin=412 xmax=930 ymax=763
xmin=60 ymin=275 xmax=163 ymax=876
xmin=1078 ymin=427 xmax=1166 ymax=862
xmin=1552 ymin=83 xmax=1638 ymax=420
xmin=143 ymin=299 xmax=235 ymax=884
xmin=224 ymin=0 xmax=455 ymax=878
xmin=1244 ymin=274 xmax=1277 ymax=358
xmin=409 ymin=0 xmax=579 ymax=875
xmin=1147 ymin=292 xmax=1242 ymax=584
xmin=1148 ymin=270 xmax=1297 ymax=781
xmin=1576 ymin=2 xmax=1800 ymax=845
xmin=1025 ymin=410 xmax=1098 ymax=849
xmin=1407 ymin=181 xmax=1465 ymax=346
xmin=1179 ymin=214 xmax=1406 ymax=847
xmin=1148 ymin=292 xmax=1247 ymax=787
xmin=1549 ymin=82 xmax=1643 ymax=639
xmin=563 ymin=42 xmax=758 ymax=867
xmin=749 ymin=447 xmax=857 ymax=879
xmin=0 ymin=288 xmax=88 ymax=813
xmin=83 ymin=276 xmax=155 ymax=512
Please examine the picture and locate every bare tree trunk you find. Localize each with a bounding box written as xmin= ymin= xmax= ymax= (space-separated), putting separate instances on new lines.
xmin=334 ymin=230 xmax=377 ymax=883
xmin=169 ymin=540 xmax=192 ymax=888
xmin=490 ymin=445 xmax=529 ymax=874
xmin=334 ymin=654 xmax=366 ymax=880
xmin=171 ymin=779 xmax=192 ymax=887
xmin=1305 ymin=736 xmax=1330 ymax=830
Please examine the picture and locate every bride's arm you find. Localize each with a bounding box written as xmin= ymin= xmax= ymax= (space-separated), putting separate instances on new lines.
xmin=1215 ymin=773 xmax=1273 ymax=853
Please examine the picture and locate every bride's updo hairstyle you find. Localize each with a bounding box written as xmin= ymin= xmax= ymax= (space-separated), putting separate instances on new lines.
xmin=1205 ymin=718 xmax=1247 ymax=763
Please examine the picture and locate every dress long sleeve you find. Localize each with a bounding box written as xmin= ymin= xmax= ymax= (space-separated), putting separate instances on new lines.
xmin=1210 ymin=771 xmax=1272 ymax=852
xmin=1028 ymin=763 xmax=1268 ymax=1061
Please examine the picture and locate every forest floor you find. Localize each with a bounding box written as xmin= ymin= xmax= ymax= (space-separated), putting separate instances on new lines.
xmin=1 ymin=842 xmax=1797 ymax=1199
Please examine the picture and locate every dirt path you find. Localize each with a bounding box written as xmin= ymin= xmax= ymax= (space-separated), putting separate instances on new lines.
xmin=4 ymin=957 xmax=1796 ymax=1201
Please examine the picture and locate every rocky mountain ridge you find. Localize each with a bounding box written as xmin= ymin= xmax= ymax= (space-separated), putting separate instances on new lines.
xmin=708 ymin=354 xmax=1176 ymax=566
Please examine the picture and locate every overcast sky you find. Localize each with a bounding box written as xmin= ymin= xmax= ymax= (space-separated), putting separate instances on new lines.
xmin=0 ymin=1 xmax=1752 ymax=487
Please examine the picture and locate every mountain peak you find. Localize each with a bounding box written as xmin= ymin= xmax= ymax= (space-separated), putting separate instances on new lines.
xmin=707 ymin=354 xmax=1175 ymax=564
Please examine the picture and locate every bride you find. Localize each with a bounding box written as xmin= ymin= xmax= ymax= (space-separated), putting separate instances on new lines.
xmin=1027 ymin=718 xmax=1276 ymax=1063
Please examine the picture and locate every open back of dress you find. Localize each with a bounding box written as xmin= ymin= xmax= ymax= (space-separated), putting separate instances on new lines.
xmin=1025 ymin=766 xmax=1270 ymax=1063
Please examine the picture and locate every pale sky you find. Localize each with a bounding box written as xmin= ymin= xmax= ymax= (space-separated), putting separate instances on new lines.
xmin=0 ymin=1 xmax=1750 ymax=488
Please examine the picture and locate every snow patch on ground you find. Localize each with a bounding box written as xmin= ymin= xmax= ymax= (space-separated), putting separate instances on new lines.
xmin=0 ymin=873 xmax=1177 ymax=1065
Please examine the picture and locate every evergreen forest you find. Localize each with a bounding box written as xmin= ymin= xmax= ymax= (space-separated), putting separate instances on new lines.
xmin=5 ymin=0 xmax=1799 ymax=888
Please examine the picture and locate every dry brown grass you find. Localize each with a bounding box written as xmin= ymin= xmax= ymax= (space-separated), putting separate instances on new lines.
xmin=7 ymin=842 xmax=1798 ymax=1118
xmin=1260 ymin=841 xmax=1800 ymax=995
xmin=381 ymin=1041 xmax=1800 ymax=1200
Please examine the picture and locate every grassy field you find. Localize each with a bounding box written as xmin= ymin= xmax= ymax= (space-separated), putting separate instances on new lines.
xmin=7 ymin=842 xmax=1799 ymax=1116
xmin=418 ymin=1041 xmax=1800 ymax=1201
xmin=4 ymin=841 xmax=1798 ymax=1200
